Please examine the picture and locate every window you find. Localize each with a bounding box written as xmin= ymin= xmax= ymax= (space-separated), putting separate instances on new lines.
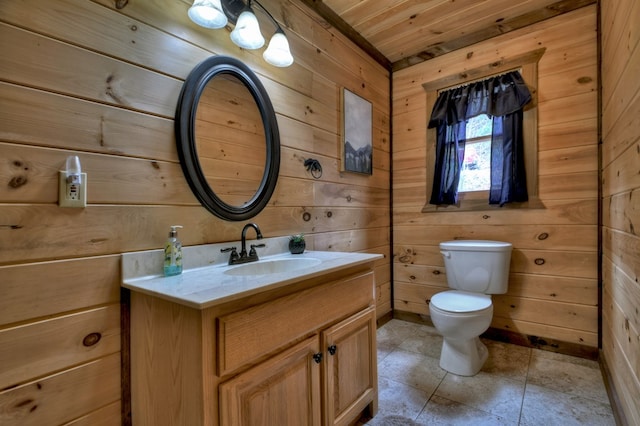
xmin=459 ymin=114 xmax=492 ymax=193
xmin=428 ymin=71 xmax=531 ymax=205
xmin=421 ymin=48 xmax=545 ymax=212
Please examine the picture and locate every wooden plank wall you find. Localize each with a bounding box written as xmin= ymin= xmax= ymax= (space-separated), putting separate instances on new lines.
xmin=0 ymin=0 xmax=390 ymax=424
xmin=600 ymin=0 xmax=640 ymax=423
xmin=392 ymin=6 xmax=599 ymax=353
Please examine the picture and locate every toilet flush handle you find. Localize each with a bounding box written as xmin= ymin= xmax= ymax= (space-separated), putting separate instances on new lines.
xmin=440 ymin=251 xmax=451 ymax=259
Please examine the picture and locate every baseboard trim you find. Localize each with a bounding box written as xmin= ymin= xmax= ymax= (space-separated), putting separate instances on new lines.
xmin=393 ymin=310 xmax=434 ymax=327
xmin=599 ymin=350 xmax=629 ymax=426
xmin=392 ymin=309 xmax=599 ymax=360
xmin=376 ymin=310 xmax=393 ymax=328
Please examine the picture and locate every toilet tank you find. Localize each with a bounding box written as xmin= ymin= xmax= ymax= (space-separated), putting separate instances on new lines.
xmin=439 ymin=240 xmax=512 ymax=294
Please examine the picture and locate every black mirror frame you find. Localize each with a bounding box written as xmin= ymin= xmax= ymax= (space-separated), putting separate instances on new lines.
xmin=175 ymin=56 xmax=280 ymax=221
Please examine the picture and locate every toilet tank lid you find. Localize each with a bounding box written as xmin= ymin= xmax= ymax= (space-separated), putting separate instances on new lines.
xmin=431 ymin=291 xmax=492 ymax=312
xmin=440 ymin=240 xmax=512 ymax=252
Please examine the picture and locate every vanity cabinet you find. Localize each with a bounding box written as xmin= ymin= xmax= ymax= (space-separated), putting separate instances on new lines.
xmin=323 ymin=306 xmax=377 ymax=425
xmin=219 ymin=305 xmax=377 ymax=426
xmin=128 ymin=264 xmax=378 ymax=426
xmin=219 ymin=335 xmax=322 ymax=425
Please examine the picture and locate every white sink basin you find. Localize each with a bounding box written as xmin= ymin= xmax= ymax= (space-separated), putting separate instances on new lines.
xmin=123 ymin=241 xmax=384 ymax=309
xmin=224 ymin=257 xmax=322 ymax=276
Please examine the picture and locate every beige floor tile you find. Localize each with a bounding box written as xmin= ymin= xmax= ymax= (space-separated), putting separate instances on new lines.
xmin=527 ymin=349 xmax=610 ymax=404
xmin=377 ymin=320 xmax=415 ymax=364
xmin=377 ymin=344 xmax=395 ymax=364
xmin=378 ymin=349 xmax=446 ymax=393
xmin=370 ymin=319 xmax=614 ymax=425
xmin=530 ymin=347 xmax=600 ymax=368
xmin=416 ymin=395 xmax=517 ymax=425
xmin=434 ymin=371 xmax=525 ymax=421
xmin=377 ymin=319 xmax=434 ymax=348
xmin=398 ymin=331 xmax=443 ymax=359
xmin=520 ymin=383 xmax=615 ymax=426
xmin=361 ymin=376 xmax=431 ymax=425
xmin=377 ymin=319 xmax=435 ymax=363
xmin=480 ymin=339 xmax=531 ymax=383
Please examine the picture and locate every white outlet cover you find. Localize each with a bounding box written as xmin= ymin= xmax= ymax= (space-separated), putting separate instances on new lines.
xmin=58 ymin=171 xmax=87 ymax=208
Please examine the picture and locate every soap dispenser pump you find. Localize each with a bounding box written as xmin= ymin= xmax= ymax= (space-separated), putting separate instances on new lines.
xmin=164 ymin=225 xmax=183 ymax=276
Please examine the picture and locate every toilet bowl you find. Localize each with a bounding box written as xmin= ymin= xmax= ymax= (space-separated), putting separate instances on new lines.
xmin=430 ymin=240 xmax=512 ymax=376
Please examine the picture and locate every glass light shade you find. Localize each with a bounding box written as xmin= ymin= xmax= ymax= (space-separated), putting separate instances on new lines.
xmin=230 ymin=9 xmax=265 ymax=49
xmin=188 ymin=0 xmax=227 ymax=29
xmin=65 ymin=155 xmax=82 ymax=184
xmin=263 ymin=31 xmax=294 ymax=67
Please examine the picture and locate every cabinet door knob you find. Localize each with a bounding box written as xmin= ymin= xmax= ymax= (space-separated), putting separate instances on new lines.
xmin=313 ymin=352 xmax=323 ymax=363
xmin=328 ymin=345 xmax=337 ymax=355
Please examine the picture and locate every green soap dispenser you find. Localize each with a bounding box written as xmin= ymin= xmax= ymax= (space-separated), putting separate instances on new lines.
xmin=164 ymin=225 xmax=183 ymax=276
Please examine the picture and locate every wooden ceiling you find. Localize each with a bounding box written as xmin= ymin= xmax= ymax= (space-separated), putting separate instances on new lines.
xmin=299 ymin=0 xmax=596 ymax=71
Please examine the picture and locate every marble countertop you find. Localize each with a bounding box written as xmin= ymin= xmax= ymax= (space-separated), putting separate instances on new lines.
xmin=122 ymin=237 xmax=382 ymax=309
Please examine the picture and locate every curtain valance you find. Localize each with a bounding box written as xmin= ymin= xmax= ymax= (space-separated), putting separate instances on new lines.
xmin=428 ymin=71 xmax=531 ymax=128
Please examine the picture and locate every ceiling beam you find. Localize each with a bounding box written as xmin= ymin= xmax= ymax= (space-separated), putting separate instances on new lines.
xmin=296 ymin=0 xmax=391 ymax=70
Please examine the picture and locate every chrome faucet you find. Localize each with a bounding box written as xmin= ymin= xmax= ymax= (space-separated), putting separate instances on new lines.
xmin=221 ymin=223 xmax=265 ymax=265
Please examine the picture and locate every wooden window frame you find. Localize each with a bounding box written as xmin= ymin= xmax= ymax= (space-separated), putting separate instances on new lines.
xmin=421 ymin=48 xmax=546 ymax=212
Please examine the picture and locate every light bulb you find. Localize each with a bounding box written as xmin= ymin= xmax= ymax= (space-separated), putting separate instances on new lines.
xmin=263 ymin=30 xmax=294 ymax=67
xmin=230 ymin=8 xmax=264 ymax=49
xmin=188 ymin=0 xmax=227 ymax=29
xmin=65 ymin=155 xmax=82 ymax=184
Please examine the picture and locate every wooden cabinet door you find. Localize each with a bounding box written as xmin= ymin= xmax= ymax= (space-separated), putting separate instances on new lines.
xmin=322 ymin=306 xmax=378 ymax=426
xmin=219 ymin=335 xmax=322 ymax=426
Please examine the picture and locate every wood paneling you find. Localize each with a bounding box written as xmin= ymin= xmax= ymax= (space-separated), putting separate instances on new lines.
xmin=601 ymin=0 xmax=640 ymax=422
xmin=317 ymin=0 xmax=595 ymax=69
xmin=0 ymin=256 xmax=121 ymax=325
xmin=0 ymin=353 xmax=121 ymax=426
xmin=0 ymin=306 xmax=121 ymax=390
xmin=391 ymin=6 xmax=599 ymax=352
xmin=0 ymin=0 xmax=390 ymax=423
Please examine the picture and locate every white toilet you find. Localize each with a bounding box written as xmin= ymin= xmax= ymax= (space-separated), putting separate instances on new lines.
xmin=429 ymin=240 xmax=512 ymax=376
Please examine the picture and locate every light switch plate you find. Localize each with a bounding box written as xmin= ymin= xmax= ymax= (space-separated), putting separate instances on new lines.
xmin=58 ymin=171 xmax=87 ymax=208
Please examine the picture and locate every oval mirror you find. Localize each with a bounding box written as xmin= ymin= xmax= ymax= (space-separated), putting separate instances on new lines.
xmin=175 ymin=56 xmax=280 ymax=221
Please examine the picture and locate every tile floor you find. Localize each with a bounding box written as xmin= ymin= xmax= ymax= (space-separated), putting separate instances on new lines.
xmin=359 ymin=319 xmax=616 ymax=426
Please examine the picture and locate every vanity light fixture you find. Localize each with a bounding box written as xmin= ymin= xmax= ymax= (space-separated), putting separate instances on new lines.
xmin=188 ymin=0 xmax=227 ymax=29
xmin=262 ymin=28 xmax=293 ymax=67
xmin=188 ymin=0 xmax=294 ymax=67
xmin=229 ymin=2 xmax=265 ymax=49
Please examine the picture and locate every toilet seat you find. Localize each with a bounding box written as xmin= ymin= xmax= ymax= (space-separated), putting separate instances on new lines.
xmin=430 ymin=290 xmax=492 ymax=313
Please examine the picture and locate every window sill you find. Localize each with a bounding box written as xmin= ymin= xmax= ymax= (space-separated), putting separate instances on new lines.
xmin=421 ymin=195 xmax=545 ymax=213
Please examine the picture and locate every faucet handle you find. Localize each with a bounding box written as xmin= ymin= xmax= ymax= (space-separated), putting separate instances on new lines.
xmin=221 ymin=246 xmax=239 ymax=264
xmin=249 ymin=243 xmax=266 ymax=258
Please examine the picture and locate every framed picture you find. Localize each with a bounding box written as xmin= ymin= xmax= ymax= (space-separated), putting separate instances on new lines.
xmin=341 ymin=88 xmax=373 ymax=175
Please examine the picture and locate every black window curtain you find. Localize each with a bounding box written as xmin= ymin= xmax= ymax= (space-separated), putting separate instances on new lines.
xmin=428 ymin=70 xmax=532 ymax=206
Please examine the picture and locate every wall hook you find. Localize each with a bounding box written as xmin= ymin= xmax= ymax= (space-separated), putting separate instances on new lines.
xmin=304 ymin=158 xmax=322 ymax=179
